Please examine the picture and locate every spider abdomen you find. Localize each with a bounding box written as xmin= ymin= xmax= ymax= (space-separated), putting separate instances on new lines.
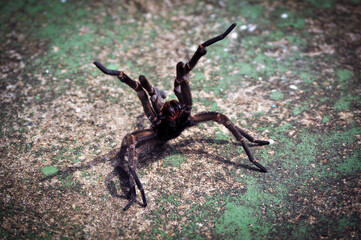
xmin=155 ymin=123 xmax=187 ymax=141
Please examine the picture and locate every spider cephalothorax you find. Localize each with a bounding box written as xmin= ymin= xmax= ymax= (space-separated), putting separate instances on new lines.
xmin=161 ymin=100 xmax=187 ymax=123
xmin=94 ymin=23 xmax=270 ymax=211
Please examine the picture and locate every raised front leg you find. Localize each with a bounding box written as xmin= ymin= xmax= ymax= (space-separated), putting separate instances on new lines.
xmin=190 ymin=111 xmax=269 ymax=172
xmin=139 ymin=75 xmax=166 ymax=114
xmin=183 ymin=23 xmax=236 ymax=75
xmin=174 ymin=61 xmax=192 ymax=109
xmin=174 ymin=23 xmax=237 ymax=110
xmin=93 ymin=61 xmax=157 ymax=124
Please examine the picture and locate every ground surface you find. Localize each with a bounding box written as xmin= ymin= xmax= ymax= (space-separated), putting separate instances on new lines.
xmin=1 ymin=0 xmax=360 ymax=239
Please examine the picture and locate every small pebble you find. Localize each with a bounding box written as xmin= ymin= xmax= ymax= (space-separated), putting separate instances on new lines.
xmin=240 ymin=25 xmax=248 ymax=30
xmin=247 ymin=24 xmax=257 ymax=32
xmin=281 ymin=13 xmax=288 ymax=19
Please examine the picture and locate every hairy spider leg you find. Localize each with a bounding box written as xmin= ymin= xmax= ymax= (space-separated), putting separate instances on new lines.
xmin=93 ymin=60 xmax=121 ymax=75
xmin=174 ymin=62 xmax=192 ymax=110
xmin=117 ymin=72 xmax=158 ymax=123
xmin=189 ymin=112 xmax=269 ymax=172
xmin=93 ymin=61 xmax=159 ymax=125
xmin=139 ymin=75 xmax=164 ymax=114
xmin=173 ymin=23 xmax=237 ymax=110
xmin=173 ymin=39 xmax=207 ymax=108
xmin=118 ymin=129 xmax=157 ymax=211
xmin=115 ymin=129 xmax=154 ymax=185
xmin=201 ymin=23 xmax=237 ymax=47
xmin=233 ymin=125 xmax=270 ymax=145
xmin=183 ymin=23 xmax=237 ymax=76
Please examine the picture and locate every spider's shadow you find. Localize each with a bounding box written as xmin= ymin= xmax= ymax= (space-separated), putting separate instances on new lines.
xmin=165 ymin=137 xmax=263 ymax=170
xmin=105 ymin=136 xmax=265 ymax=204
xmin=41 ymin=136 xmax=266 ymax=207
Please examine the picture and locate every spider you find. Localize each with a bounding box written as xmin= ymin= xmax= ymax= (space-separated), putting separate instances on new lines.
xmin=93 ymin=23 xmax=269 ymax=211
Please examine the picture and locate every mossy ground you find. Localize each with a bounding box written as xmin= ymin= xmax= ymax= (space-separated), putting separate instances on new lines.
xmin=1 ymin=0 xmax=360 ymax=239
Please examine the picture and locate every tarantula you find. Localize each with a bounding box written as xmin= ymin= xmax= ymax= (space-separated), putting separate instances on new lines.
xmin=94 ymin=23 xmax=269 ymax=211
